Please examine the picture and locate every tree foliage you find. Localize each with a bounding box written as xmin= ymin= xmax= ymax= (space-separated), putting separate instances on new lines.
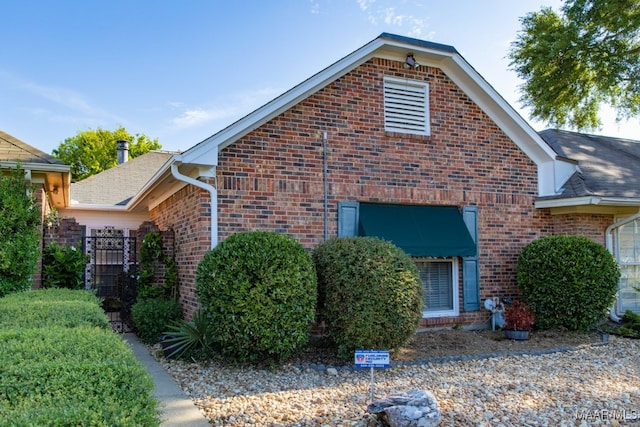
xmin=0 ymin=166 xmax=41 ymax=297
xmin=509 ymin=0 xmax=640 ymax=130
xmin=52 ymin=127 xmax=161 ymax=182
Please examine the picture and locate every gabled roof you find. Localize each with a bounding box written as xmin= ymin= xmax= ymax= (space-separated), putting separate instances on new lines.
xmin=0 ymin=130 xmax=70 ymax=208
xmin=177 ymin=32 xmax=567 ymax=198
xmin=538 ymin=129 xmax=640 ymax=206
xmin=71 ymin=151 xmax=175 ymax=206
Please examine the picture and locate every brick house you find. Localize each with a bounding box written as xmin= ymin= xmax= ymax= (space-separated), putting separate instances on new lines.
xmin=51 ymin=33 xmax=638 ymax=326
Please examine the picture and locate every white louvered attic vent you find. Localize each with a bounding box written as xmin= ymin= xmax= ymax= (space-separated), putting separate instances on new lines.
xmin=384 ymin=77 xmax=430 ymax=136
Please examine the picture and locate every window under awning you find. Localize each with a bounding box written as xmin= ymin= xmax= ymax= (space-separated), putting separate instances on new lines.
xmin=358 ymin=203 xmax=476 ymax=257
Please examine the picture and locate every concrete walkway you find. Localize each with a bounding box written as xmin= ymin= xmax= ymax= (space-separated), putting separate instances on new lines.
xmin=123 ymin=333 xmax=210 ymax=427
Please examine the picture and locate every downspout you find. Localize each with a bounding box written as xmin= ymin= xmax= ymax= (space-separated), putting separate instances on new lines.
xmin=170 ymin=160 xmax=218 ymax=249
xmin=323 ymin=131 xmax=328 ymax=241
xmin=604 ymin=212 xmax=640 ymax=322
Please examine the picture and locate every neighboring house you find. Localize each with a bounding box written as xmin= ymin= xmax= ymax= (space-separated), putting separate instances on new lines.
xmin=66 ymin=147 xmax=176 ymax=233
xmin=0 ymin=130 xmax=70 ymax=288
xmin=58 ymin=148 xmax=176 ymax=308
xmin=538 ymin=129 xmax=640 ymax=315
xmin=0 ymin=131 xmax=71 ymax=288
xmin=0 ymin=130 xmax=70 ymax=214
xmin=49 ymin=33 xmax=639 ymax=325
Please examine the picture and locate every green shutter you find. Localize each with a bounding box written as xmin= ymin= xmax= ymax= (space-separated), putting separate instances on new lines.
xmin=338 ymin=201 xmax=359 ymax=237
xmin=462 ymin=206 xmax=480 ymax=311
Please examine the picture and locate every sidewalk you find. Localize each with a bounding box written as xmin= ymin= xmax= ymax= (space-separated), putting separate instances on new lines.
xmin=123 ymin=333 xmax=210 ymax=427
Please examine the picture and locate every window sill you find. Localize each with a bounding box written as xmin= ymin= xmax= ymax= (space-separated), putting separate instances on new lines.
xmin=422 ymin=309 xmax=459 ymax=318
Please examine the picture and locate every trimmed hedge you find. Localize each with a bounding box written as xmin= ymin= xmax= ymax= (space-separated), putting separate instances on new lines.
xmin=196 ymin=231 xmax=317 ymax=364
xmin=517 ymin=235 xmax=620 ymax=331
xmin=0 ymin=288 xmax=109 ymax=329
xmin=313 ymin=237 xmax=423 ymax=359
xmin=0 ymin=289 xmax=160 ymax=426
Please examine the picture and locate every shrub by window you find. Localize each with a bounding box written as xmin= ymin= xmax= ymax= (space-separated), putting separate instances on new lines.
xmin=517 ymin=235 xmax=620 ymax=331
xmin=313 ymin=236 xmax=423 ymax=359
xmin=196 ymin=231 xmax=317 ymax=364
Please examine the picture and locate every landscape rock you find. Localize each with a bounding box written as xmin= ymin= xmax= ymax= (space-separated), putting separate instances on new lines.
xmin=368 ymin=389 xmax=441 ymax=427
xmin=153 ymin=335 xmax=640 ymax=426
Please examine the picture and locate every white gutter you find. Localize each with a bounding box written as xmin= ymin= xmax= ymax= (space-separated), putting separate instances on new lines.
xmin=0 ymin=161 xmax=70 ymax=173
xmin=604 ymin=212 xmax=640 ymax=322
xmin=536 ymin=196 xmax=640 ymax=209
xmin=170 ymin=159 xmax=218 ymax=249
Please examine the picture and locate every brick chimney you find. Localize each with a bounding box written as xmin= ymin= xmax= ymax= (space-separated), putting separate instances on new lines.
xmin=116 ymin=140 xmax=129 ymax=164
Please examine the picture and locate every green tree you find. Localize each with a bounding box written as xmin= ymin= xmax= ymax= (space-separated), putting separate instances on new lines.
xmin=509 ymin=0 xmax=640 ymax=130
xmin=0 ymin=166 xmax=41 ymax=297
xmin=52 ymin=127 xmax=161 ymax=181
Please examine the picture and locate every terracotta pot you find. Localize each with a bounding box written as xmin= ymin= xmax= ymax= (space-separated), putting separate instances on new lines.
xmin=503 ymin=329 xmax=530 ymax=340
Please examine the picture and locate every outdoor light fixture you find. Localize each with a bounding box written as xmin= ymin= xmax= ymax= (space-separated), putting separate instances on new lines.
xmin=404 ymin=53 xmax=420 ymax=69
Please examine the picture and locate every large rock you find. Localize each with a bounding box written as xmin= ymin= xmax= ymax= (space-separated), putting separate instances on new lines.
xmin=367 ymin=389 xmax=441 ymax=427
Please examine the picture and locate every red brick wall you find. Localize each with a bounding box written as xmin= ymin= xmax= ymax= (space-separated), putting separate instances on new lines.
xmin=150 ymin=183 xmax=212 ymax=318
xmin=552 ymin=213 xmax=612 ymax=245
xmin=213 ymin=58 xmax=553 ymax=327
xmin=153 ymin=57 xmax=614 ymax=326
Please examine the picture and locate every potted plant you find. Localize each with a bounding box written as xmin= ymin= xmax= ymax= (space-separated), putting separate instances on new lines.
xmin=503 ymin=300 xmax=535 ymax=340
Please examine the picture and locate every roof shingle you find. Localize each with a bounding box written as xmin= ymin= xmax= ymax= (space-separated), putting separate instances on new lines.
xmin=540 ymin=129 xmax=640 ymax=199
xmin=71 ymin=151 xmax=175 ymax=205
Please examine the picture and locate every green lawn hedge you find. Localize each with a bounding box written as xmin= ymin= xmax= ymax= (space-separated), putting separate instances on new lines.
xmin=0 ymin=289 xmax=160 ymax=426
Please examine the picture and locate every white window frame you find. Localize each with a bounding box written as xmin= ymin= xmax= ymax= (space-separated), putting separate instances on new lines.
xmin=415 ymin=258 xmax=459 ymax=318
xmin=615 ymin=219 xmax=640 ymax=314
xmin=383 ymin=76 xmax=430 ymax=136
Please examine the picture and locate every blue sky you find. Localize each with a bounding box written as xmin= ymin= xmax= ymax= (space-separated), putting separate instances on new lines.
xmin=1 ymin=1 xmax=636 ymax=155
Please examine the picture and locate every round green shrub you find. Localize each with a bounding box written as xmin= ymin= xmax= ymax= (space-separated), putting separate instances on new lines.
xmin=517 ymin=235 xmax=620 ymax=331
xmin=313 ymin=236 xmax=423 ymax=359
xmin=196 ymin=231 xmax=317 ymax=364
xmin=131 ymin=298 xmax=183 ymax=344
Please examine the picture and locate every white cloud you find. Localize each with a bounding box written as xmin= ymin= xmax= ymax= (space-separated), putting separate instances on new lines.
xmin=22 ymin=82 xmax=95 ymax=115
xmin=171 ymin=107 xmax=235 ymax=128
xmin=169 ymin=87 xmax=280 ymax=130
xmin=3 ymin=74 xmax=127 ymax=128
xmin=357 ymin=0 xmax=376 ymax=12
xmin=356 ymin=1 xmax=428 ymax=37
xmin=310 ymin=0 xmax=320 ymax=14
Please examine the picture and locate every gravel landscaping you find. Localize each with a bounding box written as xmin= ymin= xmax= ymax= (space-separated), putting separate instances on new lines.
xmin=155 ymin=335 xmax=640 ymax=426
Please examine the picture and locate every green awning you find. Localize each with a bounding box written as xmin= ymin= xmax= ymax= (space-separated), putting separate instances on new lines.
xmin=358 ymin=203 xmax=476 ymax=257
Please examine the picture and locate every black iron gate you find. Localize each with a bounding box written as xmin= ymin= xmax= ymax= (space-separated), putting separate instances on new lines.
xmin=85 ymin=231 xmax=137 ymax=333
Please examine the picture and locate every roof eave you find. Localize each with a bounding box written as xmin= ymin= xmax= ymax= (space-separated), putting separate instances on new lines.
xmin=536 ymin=196 xmax=640 ymax=209
xmin=125 ymin=156 xmax=177 ymax=210
xmin=66 ymin=203 xmax=130 ymax=212
xmin=0 ymin=160 xmax=70 ymax=173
